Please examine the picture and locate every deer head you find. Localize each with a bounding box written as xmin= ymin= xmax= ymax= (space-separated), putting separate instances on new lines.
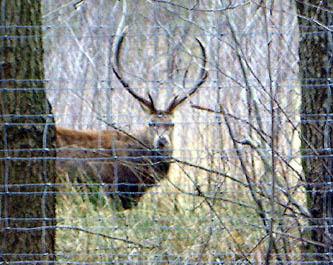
xmin=112 ymin=34 xmax=208 ymax=155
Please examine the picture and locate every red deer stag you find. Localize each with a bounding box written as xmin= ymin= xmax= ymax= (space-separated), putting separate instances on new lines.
xmin=56 ymin=35 xmax=208 ymax=210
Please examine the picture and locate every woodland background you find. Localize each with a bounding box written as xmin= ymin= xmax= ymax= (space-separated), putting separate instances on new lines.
xmin=1 ymin=0 xmax=331 ymax=264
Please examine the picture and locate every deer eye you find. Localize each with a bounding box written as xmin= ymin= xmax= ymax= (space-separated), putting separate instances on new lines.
xmin=148 ymin=122 xmax=174 ymax=128
xmin=148 ymin=122 xmax=157 ymax=127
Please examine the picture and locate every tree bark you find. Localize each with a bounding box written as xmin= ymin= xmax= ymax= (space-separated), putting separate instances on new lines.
xmin=0 ymin=0 xmax=56 ymax=263
xmin=296 ymin=0 xmax=333 ymax=261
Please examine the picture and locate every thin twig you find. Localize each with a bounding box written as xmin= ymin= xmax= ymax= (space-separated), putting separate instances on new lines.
xmin=152 ymin=0 xmax=249 ymax=12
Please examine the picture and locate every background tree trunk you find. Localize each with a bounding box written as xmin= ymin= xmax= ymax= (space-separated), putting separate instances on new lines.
xmin=296 ymin=0 xmax=333 ymax=261
xmin=0 ymin=0 xmax=56 ymax=263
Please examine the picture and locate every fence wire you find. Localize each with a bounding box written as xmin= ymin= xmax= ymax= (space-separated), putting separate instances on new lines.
xmin=1 ymin=0 xmax=332 ymax=264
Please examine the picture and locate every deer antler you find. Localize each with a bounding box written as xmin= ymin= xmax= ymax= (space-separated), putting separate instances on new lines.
xmin=113 ymin=35 xmax=208 ymax=115
xmin=112 ymin=34 xmax=156 ymax=112
xmin=165 ymin=38 xmax=208 ymax=114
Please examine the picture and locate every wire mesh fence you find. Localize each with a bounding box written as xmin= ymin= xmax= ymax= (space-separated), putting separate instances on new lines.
xmin=1 ymin=0 xmax=332 ymax=264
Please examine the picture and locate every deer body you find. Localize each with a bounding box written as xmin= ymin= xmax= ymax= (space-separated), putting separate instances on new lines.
xmin=56 ymin=124 xmax=172 ymax=209
xmin=56 ymin=35 xmax=207 ymax=210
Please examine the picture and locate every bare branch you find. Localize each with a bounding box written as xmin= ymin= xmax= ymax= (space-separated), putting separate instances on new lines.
xmin=152 ymin=0 xmax=250 ymax=12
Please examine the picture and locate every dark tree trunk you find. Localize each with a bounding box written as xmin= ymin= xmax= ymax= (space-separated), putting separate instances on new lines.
xmin=296 ymin=0 xmax=333 ymax=262
xmin=0 ymin=0 xmax=56 ymax=263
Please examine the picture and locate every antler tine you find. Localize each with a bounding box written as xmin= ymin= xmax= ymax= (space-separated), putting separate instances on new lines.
xmin=112 ymin=34 xmax=155 ymax=111
xmin=147 ymin=93 xmax=156 ymax=111
xmin=166 ymin=38 xmax=208 ymax=114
